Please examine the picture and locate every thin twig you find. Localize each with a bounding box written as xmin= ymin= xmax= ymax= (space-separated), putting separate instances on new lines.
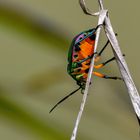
xmin=71 ymin=1 xmax=107 ymax=140
xmin=104 ymin=16 xmax=140 ymax=119
xmin=71 ymin=0 xmax=140 ymax=140
xmin=98 ymin=0 xmax=104 ymax=10
xmin=70 ymin=12 xmax=106 ymax=140
xmin=79 ymin=0 xmax=99 ymax=16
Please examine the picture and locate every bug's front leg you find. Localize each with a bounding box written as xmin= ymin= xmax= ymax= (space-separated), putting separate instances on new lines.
xmin=98 ymin=33 xmax=118 ymax=56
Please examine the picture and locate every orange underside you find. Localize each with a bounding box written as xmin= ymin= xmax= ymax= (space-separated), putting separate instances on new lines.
xmin=73 ymin=39 xmax=95 ymax=79
xmin=78 ymin=39 xmax=94 ymax=60
xmin=72 ymin=38 xmax=103 ymax=80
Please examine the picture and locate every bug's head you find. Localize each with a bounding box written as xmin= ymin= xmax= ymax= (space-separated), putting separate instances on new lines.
xmin=76 ymin=81 xmax=86 ymax=93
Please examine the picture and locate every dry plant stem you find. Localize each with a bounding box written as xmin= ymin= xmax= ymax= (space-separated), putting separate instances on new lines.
xmin=70 ymin=12 xmax=106 ymax=140
xmin=98 ymin=0 xmax=104 ymax=10
xmin=80 ymin=0 xmax=140 ymax=120
xmin=104 ymin=16 xmax=140 ymax=119
xmin=79 ymin=0 xmax=99 ymax=16
xmin=70 ymin=3 xmax=107 ymax=140
xmin=71 ymin=0 xmax=140 ymax=140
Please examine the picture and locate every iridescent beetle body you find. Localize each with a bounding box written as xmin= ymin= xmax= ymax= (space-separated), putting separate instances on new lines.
xmin=49 ymin=26 xmax=123 ymax=113
xmin=67 ymin=28 xmax=96 ymax=91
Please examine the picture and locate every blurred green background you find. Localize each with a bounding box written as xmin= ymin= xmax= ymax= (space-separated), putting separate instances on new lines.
xmin=0 ymin=0 xmax=140 ymax=140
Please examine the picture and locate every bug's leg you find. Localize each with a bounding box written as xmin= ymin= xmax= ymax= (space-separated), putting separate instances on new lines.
xmin=94 ymin=40 xmax=110 ymax=62
xmin=94 ymin=24 xmax=104 ymax=31
xmin=72 ymin=61 xmax=90 ymax=75
xmin=94 ymin=54 xmax=125 ymax=69
xmin=94 ymin=64 xmax=104 ymax=69
xmin=93 ymin=72 xmax=123 ymax=80
xmin=98 ymin=40 xmax=110 ymax=56
xmin=98 ymin=33 xmax=118 ymax=56
xmin=94 ymin=56 xmax=116 ymax=69
xmin=77 ymin=52 xmax=98 ymax=65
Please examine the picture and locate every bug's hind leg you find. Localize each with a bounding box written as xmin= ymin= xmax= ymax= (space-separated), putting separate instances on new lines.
xmin=94 ymin=54 xmax=125 ymax=69
xmin=103 ymin=75 xmax=123 ymax=80
xmin=103 ymin=54 xmax=125 ymax=66
xmin=93 ymin=72 xmax=123 ymax=80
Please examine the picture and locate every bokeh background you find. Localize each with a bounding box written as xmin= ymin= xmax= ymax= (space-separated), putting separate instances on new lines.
xmin=0 ymin=0 xmax=140 ymax=140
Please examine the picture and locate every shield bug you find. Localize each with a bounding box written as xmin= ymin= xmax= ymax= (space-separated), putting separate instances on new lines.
xmin=49 ymin=25 xmax=122 ymax=113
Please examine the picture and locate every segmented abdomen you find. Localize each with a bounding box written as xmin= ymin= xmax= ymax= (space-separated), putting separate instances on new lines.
xmin=71 ymin=38 xmax=95 ymax=81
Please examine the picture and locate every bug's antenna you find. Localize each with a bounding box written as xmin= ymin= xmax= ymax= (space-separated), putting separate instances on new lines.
xmin=49 ymin=87 xmax=81 ymax=113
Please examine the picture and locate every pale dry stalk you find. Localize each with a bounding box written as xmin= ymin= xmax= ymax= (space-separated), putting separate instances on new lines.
xmin=71 ymin=0 xmax=140 ymax=140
